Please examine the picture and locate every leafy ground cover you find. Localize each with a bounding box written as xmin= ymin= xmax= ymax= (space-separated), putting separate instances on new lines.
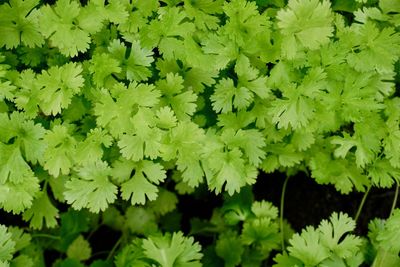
xmin=1 ymin=0 xmax=400 ymax=266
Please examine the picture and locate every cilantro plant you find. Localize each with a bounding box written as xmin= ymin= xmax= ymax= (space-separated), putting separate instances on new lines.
xmin=1 ymin=0 xmax=400 ymax=266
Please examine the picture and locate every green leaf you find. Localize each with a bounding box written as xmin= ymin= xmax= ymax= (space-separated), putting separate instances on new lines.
xmin=273 ymin=252 xmax=304 ymax=267
xmin=55 ymin=258 xmax=85 ymax=267
xmin=74 ymin=128 xmax=112 ymax=164
xmin=8 ymin=228 xmax=31 ymax=252
xmin=367 ymin=159 xmax=400 ymax=188
xmin=108 ymin=39 xmax=153 ymax=81
xmin=0 ymin=0 xmax=44 ymax=49
xmin=0 ymin=143 xmax=35 ymax=184
xmin=22 ymin=191 xmax=59 ymax=230
xmin=251 ymin=201 xmax=279 ymax=219
xmin=43 ymin=125 xmax=77 ymax=177
xmin=59 ymin=210 xmax=90 ymax=251
xmin=142 ymin=232 xmax=203 ymax=267
xmin=10 ymin=254 xmax=34 ymax=267
xmin=205 ymin=146 xmax=257 ymax=195
xmin=0 ymin=112 xmax=46 ymax=166
xmin=371 ymin=248 xmax=400 ymax=267
xmin=118 ymin=159 xmax=167 ymax=205
xmin=157 ymin=73 xmax=197 ymax=120
xmin=36 ymin=63 xmax=84 ymax=116
xmin=269 ymin=68 xmax=327 ymax=130
xmin=0 ymin=168 xmax=40 ymax=214
xmin=331 ymin=120 xmax=383 ymax=168
xmin=148 ymin=189 xmax=178 ymax=215
xmin=376 ymin=209 xmax=400 ymax=253
xmin=346 ymin=22 xmax=400 ymax=73
xmin=309 ymin=147 xmax=370 ymax=194
xmin=125 ymin=207 xmax=158 ymax=235
xmin=89 ymin=53 xmax=121 ymax=87
xmin=183 ymin=0 xmax=223 ymax=30
xmin=66 ymin=235 xmax=92 ymax=261
xmin=318 ymin=213 xmax=362 ymax=258
xmin=241 ymin=217 xmax=280 ymax=251
xmin=211 ymin=78 xmax=238 ymax=114
xmin=221 ymin=128 xmax=266 ymax=167
xmin=140 ymin=6 xmax=195 ymax=58
xmin=215 ymin=231 xmax=244 ymax=267
xmin=39 ymin=0 xmax=103 ymax=56
xmin=114 ymin=240 xmax=150 ymax=267
xmin=0 ymin=225 xmax=15 ymax=263
xmin=222 ymin=0 xmax=271 ymax=49
xmin=284 ymin=212 xmax=363 ymax=266
xmin=162 ymin=121 xmax=206 ymax=188
xmin=64 ymin=161 xmax=117 ymax=213
xmin=155 ymin=106 xmax=178 ymax=129
xmin=118 ymin=120 xmax=162 ymax=161
xmin=12 ymin=70 xmax=40 ymax=118
xmin=277 ymin=0 xmax=334 ymax=56
xmin=235 ymin=55 xmax=269 ymax=99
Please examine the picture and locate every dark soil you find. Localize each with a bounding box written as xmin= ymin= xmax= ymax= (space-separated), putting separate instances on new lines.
xmin=176 ymin=170 xmax=399 ymax=236
xmin=253 ymin=171 xmax=399 ymax=235
xmin=1 ymin=170 xmax=398 ymax=265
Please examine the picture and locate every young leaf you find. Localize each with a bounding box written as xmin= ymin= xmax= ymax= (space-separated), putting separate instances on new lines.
xmin=117 ymin=159 xmax=167 ymax=205
xmin=12 ymin=70 xmax=41 ymax=118
xmin=22 ymin=192 xmax=59 ymax=230
xmin=215 ymin=231 xmax=244 ymax=267
xmin=148 ymin=189 xmax=178 ymax=216
xmin=346 ymin=22 xmax=400 ymax=73
xmin=0 ymin=225 xmax=15 ymax=263
xmin=43 ymin=125 xmax=77 ymax=177
xmin=89 ymin=53 xmax=121 ymax=87
xmin=288 ymin=226 xmax=330 ymax=266
xmin=277 ymin=212 xmax=363 ymax=266
xmin=221 ymin=128 xmax=266 ymax=167
xmin=376 ymin=209 xmax=400 ymax=254
xmin=0 ymin=0 xmax=44 ymax=49
xmin=156 ymin=73 xmax=197 ymax=120
xmin=0 ymin=143 xmax=35 ymax=184
xmin=205 ymin=147 xmax=258 ymax=195
xmin=36 ymin=63 xmax=84 ymax=116
xmin=74 ymin=128 xmax=113 ymax=165
xmin=108 ymin=39 xmax=154 ymax=82
xmin=162 ymin=121 xmax=206 ymax=188
xmin=277 ymin=0 xmax=333 ymax=57
xmin=67 ymin=235 xmax=92 ymax=261
xmin=125 ymin=207 xmax=158 ymax=235
xmin=64 ymin=161 xmax=117 ymax=213
xmin=142 ymin=232 xmax=203 ymax=267
xmin=0 ymin=165 xmax=40 ymax=214
xmin=39 ymin=0 xmax=103 ymax=56
xmin=235 ymin=54 xmax=269 ymax=99
xmin=140 ymin=6 xmax=195 ymax=59
xmin=318 ymin=213 xmax=362 ymax=258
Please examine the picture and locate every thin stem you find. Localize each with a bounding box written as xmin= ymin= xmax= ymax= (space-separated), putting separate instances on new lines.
xmin=91 ymin=251 xmax=110 ymax=258
xmin=107 ymin=235 xmax=123 ymax=261
xmin=355 ymin=186 xmax=371 ymax=223
xmin=280 ymin=175 xmax=290 ymax=252
xmin=389 ymin=180 xmax=399 ymax=216
xmin=31 ymin=234 xmax=61 ymax=240
xmin=87 ymin=225 xmax=100 ymax=240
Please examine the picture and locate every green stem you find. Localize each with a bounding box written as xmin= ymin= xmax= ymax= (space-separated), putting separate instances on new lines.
xmin=87 ymin=225 xmax=100 ymax=240
xmin=389 ymin=180 xmax=399 ymax=216
xmin=280 ymin=175 xmax=290 ymax=252
xmin=355 ymin=186 xmax=371 ymax=223
xmin=107 ymin=235 xmax=123 ymax=261
xmin=91 ymin=251 xmax=110 ymax=258
xmin=31 ymin=234 xmax=61 ymax=240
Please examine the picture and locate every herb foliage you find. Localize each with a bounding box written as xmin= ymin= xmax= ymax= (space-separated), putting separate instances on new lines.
xmin=0 ymin=0 xmax=400 ymax=266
